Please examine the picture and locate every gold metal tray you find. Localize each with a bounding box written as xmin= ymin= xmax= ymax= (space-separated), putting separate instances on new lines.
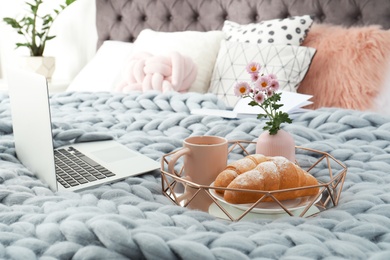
xmin=160 ymin=140 xmax=347 ymax=221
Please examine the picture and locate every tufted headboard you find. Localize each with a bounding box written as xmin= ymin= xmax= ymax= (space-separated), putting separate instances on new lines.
xmin=96 ymin=0 xmax=390 ymax=49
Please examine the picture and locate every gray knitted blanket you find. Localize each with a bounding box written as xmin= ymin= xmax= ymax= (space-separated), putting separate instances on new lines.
xmin=0 ymin=91 xmax=389 ymax=260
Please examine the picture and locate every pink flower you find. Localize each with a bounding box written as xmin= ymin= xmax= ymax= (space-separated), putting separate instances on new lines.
xmin=250 ymin=73 xmax=259 ymax=82
xmin=268 ymin=73 xmax=277 ymax=80
xmin=255 ymin=76 xmax=270 ymax=90
xmin=254 ymin=92 xmax=265 ymax=104
xmin=246 ymin=62 xmax=261 ymax=74
xmin=234 ymin=81 xmax=250 ymax=96
xmin=266 ymin=88 xmax=274 ymax=97
xmin=269 ymin=79 xmax=279 ymax=91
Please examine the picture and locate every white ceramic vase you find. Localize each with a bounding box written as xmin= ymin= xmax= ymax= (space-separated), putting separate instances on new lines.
xmin=255 ymin=129 xmax=296 ymax=162
xmin=19 ymin=56 xmax=56 ymax=81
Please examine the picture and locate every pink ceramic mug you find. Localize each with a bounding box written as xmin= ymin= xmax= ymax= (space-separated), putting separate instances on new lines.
xmin=168 ymin=135 xmax=228 ymax=210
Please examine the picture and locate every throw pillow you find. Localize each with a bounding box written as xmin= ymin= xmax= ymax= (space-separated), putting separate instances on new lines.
xmin=299 ymin=23 xmax=390 ymax=110
xmin=223 ymin=15 xmax=313 ymax=46
xmin=208 ymin=40 xmax=316 ymax=107
xmin=116 ymin=51 xmax=197 ymax=93
xmin=131 ymin=29 xmax=224 ymax=93
xmin=67 ymin=41 xmax=134 ymax=92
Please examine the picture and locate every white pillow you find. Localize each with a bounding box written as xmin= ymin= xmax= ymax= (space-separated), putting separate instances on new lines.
xmin=67 ymin=41 xmax=134 ymax=92
xmin=208 ymin=40 xmax=316 ymax=107
xmin=131 ymin=29 xmax=224 ymax=93
xmin=223 ymin=15 xmax=313 ymax=46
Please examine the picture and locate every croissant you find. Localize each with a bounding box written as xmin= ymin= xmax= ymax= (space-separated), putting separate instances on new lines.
xmin=214 ymin=155 xmax=319 ymax=204
xmin=214 ymin=154 xmax=269 ymax=194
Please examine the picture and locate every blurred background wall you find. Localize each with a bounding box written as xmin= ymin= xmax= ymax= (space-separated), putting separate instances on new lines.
xmin=0 ymin=0 xmax=97 ymax=83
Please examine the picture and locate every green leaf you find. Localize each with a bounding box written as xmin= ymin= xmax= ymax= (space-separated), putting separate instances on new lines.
xmin=3 ymin=18 xmax=22 ymax=29
xmin=66 ymin=0 xmax=76 ymax=5
xmin=15 ymin=43 xmax=31 ymax=49
xmin=272 ymin=104 xmax=283 ymax=110
xmin=272 ymin=93 xmax=282 ymax=100
xmin=46 ymin=35 xmax=56 ymax=41
xmin=30 ymin=5 xmax=38 ymax=13
xmin=268 ymin=127 xmax=279 ymax=135
xmin=280 ymin=112 xmax=292 ymax=123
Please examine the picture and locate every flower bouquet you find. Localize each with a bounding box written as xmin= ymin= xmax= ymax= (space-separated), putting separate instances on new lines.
xmin=234 ymin=61 xmax=296 ymax=160
xmin=234 ymin=62 xmax=292 ymax=135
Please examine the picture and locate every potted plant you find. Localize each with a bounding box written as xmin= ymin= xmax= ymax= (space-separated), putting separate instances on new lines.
xmin=3 ymin=0 xmax=76 ymax=80
xmin=234 ymin=61 xmax=296 ymax=161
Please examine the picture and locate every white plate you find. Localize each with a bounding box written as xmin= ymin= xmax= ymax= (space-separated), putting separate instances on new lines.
xmin=209 ymin=182 xmax=322 ymax=214
xmin=208 ymin=202 xmax=320 ymax=221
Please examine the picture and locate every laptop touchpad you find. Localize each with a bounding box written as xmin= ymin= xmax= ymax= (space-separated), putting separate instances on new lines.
xmin=91 ymin=146 xmax=137 ymax=163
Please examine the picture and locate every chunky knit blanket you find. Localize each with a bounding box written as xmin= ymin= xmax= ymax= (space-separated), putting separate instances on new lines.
xmin=0 ymin=91 xmax=389 ymax=260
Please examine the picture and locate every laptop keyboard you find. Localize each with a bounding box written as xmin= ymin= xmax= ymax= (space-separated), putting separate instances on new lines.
xmin=54 ymin=146 xmax=115 ymax=188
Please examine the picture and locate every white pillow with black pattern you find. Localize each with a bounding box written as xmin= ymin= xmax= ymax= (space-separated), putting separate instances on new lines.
xmin=223 ymin=15 xmax=313 ymax=46
xmin=208 ymin=40 xmax=316 ymax=107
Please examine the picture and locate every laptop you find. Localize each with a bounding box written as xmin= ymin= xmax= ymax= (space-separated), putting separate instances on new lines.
xmin=6 ymin=67 xmax=160 ymax=192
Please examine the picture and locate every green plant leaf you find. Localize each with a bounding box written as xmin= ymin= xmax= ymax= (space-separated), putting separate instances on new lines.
xmin=66 ymin=0 xmax=77 ymax=5
xmin=3 ymin=0 xmax=77 ymax=56
xmin=271 ymin=103 xmax=283 ymax=110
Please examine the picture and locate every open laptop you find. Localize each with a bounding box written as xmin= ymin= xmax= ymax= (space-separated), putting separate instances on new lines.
xmin=6 ymin=67 xmax=160 ymax=192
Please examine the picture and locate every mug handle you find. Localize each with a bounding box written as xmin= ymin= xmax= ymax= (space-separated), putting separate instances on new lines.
xmin=167 ymin=147 xmax=195 ymax=205
xmin=167 ymin=147 xmax=191 ymax=177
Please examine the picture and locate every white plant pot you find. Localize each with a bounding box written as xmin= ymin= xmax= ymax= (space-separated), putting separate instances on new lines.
xmin=19 ymin=56 xmax=56 ymax=81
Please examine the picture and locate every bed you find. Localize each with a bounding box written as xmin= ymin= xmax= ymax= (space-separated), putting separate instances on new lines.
xmin=1 ymin=0 xmax=390 ymax=259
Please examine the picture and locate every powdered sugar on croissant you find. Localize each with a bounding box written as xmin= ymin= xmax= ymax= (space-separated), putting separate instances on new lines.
xmin=214 ymin=154 xmax=269 ymax=193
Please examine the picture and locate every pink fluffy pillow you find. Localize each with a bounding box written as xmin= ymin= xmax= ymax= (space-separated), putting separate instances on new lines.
xmin=298 ymin=24 xmax=390 ymax=110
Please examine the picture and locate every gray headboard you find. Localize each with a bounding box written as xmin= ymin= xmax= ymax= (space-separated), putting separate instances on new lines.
xmin=96 ymin=0 xmax=390 ymax=49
